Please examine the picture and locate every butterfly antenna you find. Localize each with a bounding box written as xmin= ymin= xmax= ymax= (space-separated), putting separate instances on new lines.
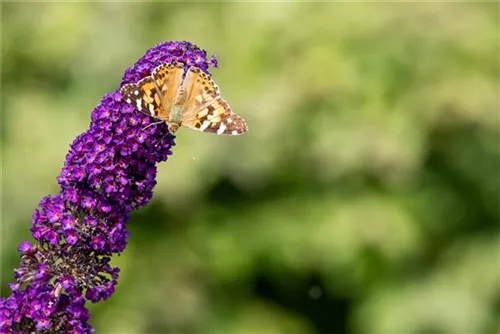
xmin=141 ymin=120 xmax=164 ymax=132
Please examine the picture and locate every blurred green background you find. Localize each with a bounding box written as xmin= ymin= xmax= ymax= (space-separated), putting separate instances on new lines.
xmin=1 ymin=2 xmax=499 ymax=333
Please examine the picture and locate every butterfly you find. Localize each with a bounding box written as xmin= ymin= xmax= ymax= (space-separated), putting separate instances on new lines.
xmin=120 ymin=62 xmax=248 ymax=136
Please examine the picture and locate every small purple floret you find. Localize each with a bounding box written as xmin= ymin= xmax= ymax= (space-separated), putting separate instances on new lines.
xmin=17 ymin=241 xmax=32 ymax=253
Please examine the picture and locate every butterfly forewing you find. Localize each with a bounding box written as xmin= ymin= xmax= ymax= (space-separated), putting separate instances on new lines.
xmin=120 ymin=63 xmax=185 ymax=122
xmin=121 ymin=77 xmax=164 ymax=119
xmin=152 ymin=62 xmax=184 ymax=114
xmin=179 ymin=67 xmax=248 ymax=135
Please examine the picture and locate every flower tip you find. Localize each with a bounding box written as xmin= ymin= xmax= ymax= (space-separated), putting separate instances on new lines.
xmin=209 ymin=55 xmax=218 ymax=68
xmin=8 ymin=282 xmax=20 ymax=292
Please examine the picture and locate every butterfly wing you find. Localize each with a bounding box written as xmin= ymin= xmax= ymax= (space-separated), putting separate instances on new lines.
xmin=120 ymin=63 xmax=184 ymax=122
xmin=179 ymin=67 xmax=248 ymax=135
xmin=152 ymin=62 xmax=185 ymax=114
xmin=121 ymin=76 xmax=166 ymax=120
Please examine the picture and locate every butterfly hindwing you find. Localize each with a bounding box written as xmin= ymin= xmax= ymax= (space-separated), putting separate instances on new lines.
xmin=193 ymin=98 xmax=248 ymax=135
xmin=179 ymin=67 xmax=248 ymax=135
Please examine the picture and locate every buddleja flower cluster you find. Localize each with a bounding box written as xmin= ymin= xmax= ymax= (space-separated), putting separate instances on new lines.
xmin=0 ymin=41 xmax=218 ymax=334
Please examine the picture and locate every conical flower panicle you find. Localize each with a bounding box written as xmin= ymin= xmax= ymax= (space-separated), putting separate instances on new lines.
xmin=0 ymin=41 xmax=217 ymax=334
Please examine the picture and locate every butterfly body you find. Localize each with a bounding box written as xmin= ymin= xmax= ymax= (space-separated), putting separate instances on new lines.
xmin=120 ymin=62 xmax=248 ymax=136
xmin=170 ymin=107 xmax=182 ymax=124
xmin=170 ymin=96 xmax=185 ymax=124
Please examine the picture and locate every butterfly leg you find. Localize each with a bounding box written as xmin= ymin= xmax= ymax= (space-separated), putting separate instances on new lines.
xmin=154 ymin=132 xmax=172 ymax=148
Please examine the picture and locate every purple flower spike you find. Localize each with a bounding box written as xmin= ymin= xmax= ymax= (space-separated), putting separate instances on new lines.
xmin=0 ymin=40 xmax=218 ymax=333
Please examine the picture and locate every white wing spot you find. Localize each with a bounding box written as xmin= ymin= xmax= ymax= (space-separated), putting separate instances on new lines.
xmin=126 ymin=98 xmax=131 ymax=103
xmin=217 ymin=123 xmax=227 ymax=135
xmin=197 ymin=109 xmax=209 ymax=118
xmin=200 ymin=121 xmax=211 ymax=131
xmin=136 ymin=99 xmax=142 ymax=111
xmin=231 ymin=130 xmax=238 ymax=135
xmin=134 ymin=90 xmax=139 ymax=95
xmin=227 ymin=118 xmax=233 ymax=124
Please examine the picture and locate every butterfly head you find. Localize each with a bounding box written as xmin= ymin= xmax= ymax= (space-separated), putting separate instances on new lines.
xmin=168 ymin=122 xmax=180 ymax=134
